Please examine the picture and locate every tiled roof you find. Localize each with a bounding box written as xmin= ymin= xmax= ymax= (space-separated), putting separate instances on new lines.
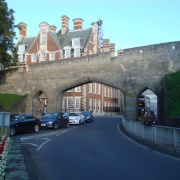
xmin=18 ymin=36 xmax=36 ymax=53
xmin=49 ymin=31 xmax=61 ymax=49
xmin=17 ymin=28 xmax=92 ymax=53
xmin=58 ymin=28 xmax=92 ymax=50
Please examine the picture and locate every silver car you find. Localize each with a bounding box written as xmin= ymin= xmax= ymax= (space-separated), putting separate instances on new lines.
xmin=68 ymin=112 xmax=85 ymax=124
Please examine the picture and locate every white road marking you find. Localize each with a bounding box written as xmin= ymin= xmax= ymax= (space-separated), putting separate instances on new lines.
xmin=56 ymin=126 xmax=78 ymax=136
xmin=36 ymin=139 xmax=51 ymax=151
xmin=21 ymin=143 xmax=39 ymax=147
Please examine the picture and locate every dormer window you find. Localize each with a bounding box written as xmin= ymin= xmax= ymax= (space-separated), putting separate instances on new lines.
xmin=41 ymin=33 xmax=47 ymax=44
xmin=74 ymin=48 xmax=80 ymax=57
xmin=63 ymin=46 xmax=71 ymax=58
xmin=72 ymin=38 xmax=80 ymax=47
xmin=18 ymin=44 xmax=25 ymax=54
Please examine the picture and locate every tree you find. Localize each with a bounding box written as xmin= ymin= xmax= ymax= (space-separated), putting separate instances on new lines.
xmin=0 ymin=0 xmax=18 ymax=70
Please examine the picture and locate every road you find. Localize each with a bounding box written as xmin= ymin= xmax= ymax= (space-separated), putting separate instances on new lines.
xmin=15 ymin=116 xmax=180 ymax=180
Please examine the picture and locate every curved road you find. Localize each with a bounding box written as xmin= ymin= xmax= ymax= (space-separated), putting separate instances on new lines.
xmin=18 ymin=116 xmax=180 ymax=180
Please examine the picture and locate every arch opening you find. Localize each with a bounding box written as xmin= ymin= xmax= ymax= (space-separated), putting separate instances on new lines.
xmin=55 ymin=80 xmax=125 ymax=116
xmin=32 ymin=90 xmax=48 ymax=117
xmin=138 ymin=89 xmax=158 ymax=125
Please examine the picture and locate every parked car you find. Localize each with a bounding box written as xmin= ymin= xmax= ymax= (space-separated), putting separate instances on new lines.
xmin=40 ymin=113 xmax=69 ymax=129
xmin=10 ymin=114 xmax=40 ymax=136
xmin=68 ymin=112 xmax=85 ymax=125
xmin=82 ymin=111 xmax=94 ymax=123
xmin=142 ymin=111 xmax=158 ymax=126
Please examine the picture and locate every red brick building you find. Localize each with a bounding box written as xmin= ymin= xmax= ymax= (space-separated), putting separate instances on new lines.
xmin=16 ymin=15 xmax=123 ymax=115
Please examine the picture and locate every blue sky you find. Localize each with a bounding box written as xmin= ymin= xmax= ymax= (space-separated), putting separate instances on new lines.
xmin=6 ymin=0 xmax=180 ymax=52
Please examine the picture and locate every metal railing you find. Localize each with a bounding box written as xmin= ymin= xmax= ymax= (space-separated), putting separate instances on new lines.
xmin=121 ymin=117 xmax=180 ymax=153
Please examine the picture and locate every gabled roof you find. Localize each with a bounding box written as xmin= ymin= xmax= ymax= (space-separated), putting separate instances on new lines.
xmin=18 ymin=36 xmax=36 ymax=53
xmin=17 ymin=31 xmax=61 ymax=52
xmin=49 ymin=31 xmax=61 ymax=49
xmin=58 ymin=28 xmax=92 ymax=50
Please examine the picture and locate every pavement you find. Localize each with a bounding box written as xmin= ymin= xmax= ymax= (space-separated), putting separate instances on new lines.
xmin=5 ymin=137 xmax=30 ymax=180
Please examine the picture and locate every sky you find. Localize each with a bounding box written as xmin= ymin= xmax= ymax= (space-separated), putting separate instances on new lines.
xmin=5 ymin=0 xmax=180 ymax=52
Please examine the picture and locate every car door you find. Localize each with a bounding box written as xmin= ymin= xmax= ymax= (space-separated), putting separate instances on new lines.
xmin=24 ymin=115 xmax=37 ymax=131
xmin=57 ymin=113 xmax=65 ymax=127
xmin=18 ymin=115 xmax=29 ymax=132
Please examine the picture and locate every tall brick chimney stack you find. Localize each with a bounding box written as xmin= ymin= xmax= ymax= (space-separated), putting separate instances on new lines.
xmin=50 ymin=25 xmax=57 ymax=33
xmin=19 ymin=22 xmax=27 ymax=37
xmin=109 ymin=43 xmax=116 ymax=57
xmin=18 ymin=22 xmax=27 ymax=42
xmin=61 ymin=15 xmax=69 ymax=34
xmin=73 ymin=18 xmax=83 ymax=30
xmin=117 ymin=49 xmax=123 ymax=56
xmin=102 ymin=39 xmax=110 ymax=52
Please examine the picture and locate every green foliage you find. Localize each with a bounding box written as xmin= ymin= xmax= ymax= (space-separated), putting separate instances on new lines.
xmin=164 ymin=70 xmax=180 ymax=116
xmin=0 ymin=93 xmax=22 ymax=110
xmin=0 ymin=0 xmax=18 ymax=69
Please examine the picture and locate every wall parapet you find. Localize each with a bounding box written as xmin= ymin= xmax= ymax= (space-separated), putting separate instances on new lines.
xmin=121 ymin=116 xmax=180 ymax=154
xmin=122 ymin=41 xmax=180 ymax=56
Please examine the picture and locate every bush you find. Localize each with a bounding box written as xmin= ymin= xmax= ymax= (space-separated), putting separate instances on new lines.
xmin=164 ymin=70 xmax=180 ymax=116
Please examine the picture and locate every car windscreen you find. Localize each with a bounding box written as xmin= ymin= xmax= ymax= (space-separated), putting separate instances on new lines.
xmin=42 ymin=113 xmax=58 ymax=119
xmin=69 ymin=113 xmax=80 ymax=116
xmin=10 ymin=114 xmax=20 ymax=120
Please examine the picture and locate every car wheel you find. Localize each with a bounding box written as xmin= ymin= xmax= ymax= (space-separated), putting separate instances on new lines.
xmin=10 ymin=127 xmax=16 ymax=136
xmin=33 ymin=124 xmax=39 ymax=133
xmin=54 ymin=123 xmax=58 ymax=130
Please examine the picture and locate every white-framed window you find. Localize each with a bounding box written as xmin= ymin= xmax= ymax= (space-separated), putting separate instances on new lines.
xmin=93 ymin=83 xmax=96 ymax=94
xmin=93 ymin=99 xmax=96 ymax=110
xmin=18 ymin=54 xmax=24 ymax=62
xmin=31 ymin=53 xmax=37 ymax=62
xmin=75 ymin=98 xmax=80 ymax=109
xmin=89 ymin=98 xmax=92 ymax=110
xmin=72 ymin=38 xmax=80 ymax=47
xmin=41 ymin=52 xmax=46 ymax=61
xmin=18 ymin=45 xmax=25 ymax=53
xmin=111 ymin=89 xmax=113 ymax=98
xmin=67 ymin=98 xmax=72 ymax=109
xmin=97 ymin=84 xmax=101 ymax=94
xmin=98 ymin=100 xmax=100 ymax=110
xmin=104 ymin=87 xmax=106 ymax=97
xmin=75 ymin=86 xmax=81 ymax=92
xmin=63 ymin=47 xmax=71 ymax=58
xmin=89 ymin=83 xmax=92 ymax=93
xmin=74 ymin=48 xmax=80 ymax=57
xmin=108 ymin=88 xmax=110 ymax=97
xmin=65 ymin=49 xmax=70 ymax=58
xmin=41 ymin=33 xmax=47 ymax=44
xmin=50 ymin=52 xmax=55 ymax=61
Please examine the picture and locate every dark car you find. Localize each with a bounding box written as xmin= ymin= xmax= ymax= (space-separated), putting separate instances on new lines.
xmin=40 ymin=112 xmax=69 ymax=129
xmin=142 ymin=111 xmax=158 ymax=126
xmin=82 ymin=111 xmax=94 ymax=123
xmin=10 ymin=114 xmax=40 ymax=136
